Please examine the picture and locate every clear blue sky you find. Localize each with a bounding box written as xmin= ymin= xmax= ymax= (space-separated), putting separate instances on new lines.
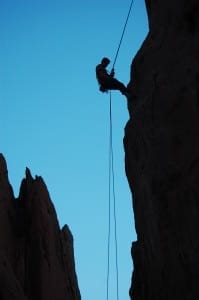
xmin=0 ymin=1 xmax=148 ymax=299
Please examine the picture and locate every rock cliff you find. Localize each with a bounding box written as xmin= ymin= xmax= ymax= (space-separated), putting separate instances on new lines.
xmin=125 ymin=0 xmax=199 ymax=299
xmin=0 ymin=154 xmax=80 ymax=300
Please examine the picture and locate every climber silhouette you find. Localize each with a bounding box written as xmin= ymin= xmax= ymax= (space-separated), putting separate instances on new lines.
xmin=96 ymin=57 xmax=128 ymax=96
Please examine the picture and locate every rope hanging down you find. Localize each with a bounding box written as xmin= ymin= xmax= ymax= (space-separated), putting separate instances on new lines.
xmin=106 ymin=91 xmax=119 ymax=300
xmin=106 ymin=1 xmax=134 ymax=300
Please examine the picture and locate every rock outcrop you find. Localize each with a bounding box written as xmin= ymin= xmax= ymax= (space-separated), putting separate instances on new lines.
xmin=125 ymin=0 xmax=199 ymax=299
xmin=0 ymin=154 xmax=80 ymax=300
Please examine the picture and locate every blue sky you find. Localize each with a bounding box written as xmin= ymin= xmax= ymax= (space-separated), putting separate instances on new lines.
xmin=0 ymin=1 xmax=148 ymax=299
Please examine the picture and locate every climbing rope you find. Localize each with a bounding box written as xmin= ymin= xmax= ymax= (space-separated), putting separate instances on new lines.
xmin=112 ymin=0 xmax=134 ymax=70
xmin=106 ymin=1 xmax=134 ymax=300
xmin=106 ymin=91 xmax=119 ymax=300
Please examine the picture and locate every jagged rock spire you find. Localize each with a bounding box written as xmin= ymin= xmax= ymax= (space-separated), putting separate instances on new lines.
xmin=0 ymin=153 xmax=8 ymax=180
xmin=0 ymin=155 xmax=81 ymax=300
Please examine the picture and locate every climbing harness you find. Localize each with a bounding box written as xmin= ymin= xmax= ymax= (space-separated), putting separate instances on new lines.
xmin=106 ymin=1 xmax=134 ymax=300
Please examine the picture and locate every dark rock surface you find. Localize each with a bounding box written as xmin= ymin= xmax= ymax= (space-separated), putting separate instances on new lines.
xmin=125 ymin=1 xmax=199 ymax=299
xmin=0 ymin=153 xmax=80 ymax=300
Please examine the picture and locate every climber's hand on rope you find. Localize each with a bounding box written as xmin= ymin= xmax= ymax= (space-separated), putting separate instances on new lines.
xmin=110 ymin=68 xmax=115 ymax=78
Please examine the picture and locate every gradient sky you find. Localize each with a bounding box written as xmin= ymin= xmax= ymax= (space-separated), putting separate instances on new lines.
xmin=0 ymin=1 xmax=148 ymax=299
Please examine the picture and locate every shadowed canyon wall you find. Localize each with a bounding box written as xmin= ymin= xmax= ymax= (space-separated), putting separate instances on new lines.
xmin=2 ymin=1 xmax=199 ymax=299
xmin=0 ymin=154 xmax=80 ymax=300
xmin=124 ymin=0 xmax=199 ymax=299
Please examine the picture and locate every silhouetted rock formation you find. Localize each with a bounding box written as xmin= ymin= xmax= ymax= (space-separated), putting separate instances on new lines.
xmin=0 ymin=154 xmax=80 ymax=300
xmin=125 ymin=1 xmax=199 ymax=299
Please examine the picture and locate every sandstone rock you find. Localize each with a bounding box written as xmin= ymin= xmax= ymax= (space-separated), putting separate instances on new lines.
xmin=125 ymin=1 xmax=199 ymax=299
xmin=0 ymin=154 xmax=80 ymax=300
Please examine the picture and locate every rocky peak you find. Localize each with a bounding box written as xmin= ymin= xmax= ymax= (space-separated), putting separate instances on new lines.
xmin=0 ymin=154 xmax=8 ymax=178
xmin=0 ymin=153 xmax=80 ymax=300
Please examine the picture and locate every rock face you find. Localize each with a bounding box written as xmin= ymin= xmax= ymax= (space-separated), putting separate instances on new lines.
xmin=0 ymin=154 xmax=80 ymax=300
xmin=124 ymin=1 xmax=199 ymax=299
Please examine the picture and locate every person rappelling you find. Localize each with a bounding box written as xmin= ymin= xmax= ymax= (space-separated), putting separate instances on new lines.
xmin=95 ymin=3 xmax=134 ymax=300
xmin=96 ymin=57 xmax=128 ymax=97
